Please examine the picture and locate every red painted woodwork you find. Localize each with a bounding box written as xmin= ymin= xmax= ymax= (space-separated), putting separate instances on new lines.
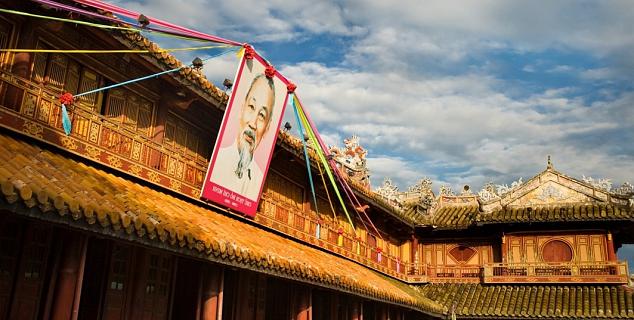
xmin=9 ymin=224 xmax=52 ymax=320
xmin=606 ymin=233 xmax=617 ymax=261
xmin=0 ymin=218 xmax=22 ymax=319
xmin=542 ymin=240 xmax=573 ymax=263
xmin=448 ymin=245 xmax=476 ymax=263
xmin=201 ymin=266 xmax=223 ymax=320
xmin=291 ymin=285 xmax=311 ymax=320
xmin=51 ymin=233 xmax=85 ymax=320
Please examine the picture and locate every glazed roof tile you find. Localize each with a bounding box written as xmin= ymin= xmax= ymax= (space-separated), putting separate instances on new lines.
xmin=0 ymin=131 xmax=444 ymax=315
xmin=421 ymin=202 xmax=633 ymax=230
xmin=417 ymin=283 xmax=634 ymax=319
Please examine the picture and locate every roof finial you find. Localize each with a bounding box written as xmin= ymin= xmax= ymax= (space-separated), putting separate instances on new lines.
xmin=547 ymin=155 xmax=553 ymax=170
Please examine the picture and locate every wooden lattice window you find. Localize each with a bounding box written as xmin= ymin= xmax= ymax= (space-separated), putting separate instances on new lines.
xmin=164 ymin=112 xmax=211 ymax=162
xmin=30 ymin=41 xmax=103 ymax=112
xmin=108 ymin=245 xmax=131 ymax=292
xmin=262 ymin=171 xmax=304 ymax=210
xmin=105 ymin=88 xmax=154 ymax=136
xmin=102 ymin=244 xmax=132 ymax=320
xmin=0 ymin=219 xmax=22 ymax=316
xmin=542 ymin=240 xmax=573 ymax=263
xmin=145 ymin=253 xmax=172 ymax=297
xmin=9 ymin=224 xmax=52 ymax=320
xmin=0 ymin=18 xmax=13 ymax=69
xmin=449 ymin=245 xmax=477 ymax=264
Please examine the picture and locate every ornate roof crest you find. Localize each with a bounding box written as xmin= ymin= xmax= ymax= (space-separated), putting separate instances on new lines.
xmin=613 ymin=182 xmax=633 ymax=196
xmin=330 ymin=135 xmax=370 ymax=189
xmin=582 ymin=175 xmax=612 ymax=192
xmin=376 ymin=178 xmax=401 ymax=205
xmin=439 ymin=185 xmax=454 ymax=196
xmin=478 ymin=182 xmax=500 ymax=202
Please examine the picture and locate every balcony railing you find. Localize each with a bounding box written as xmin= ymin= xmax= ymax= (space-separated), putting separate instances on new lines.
xmin=0 ymin=70 xmax=207 ymax=199
xmin=257 ymin=196 xmax=427 ymax=282
xmin=483 ymin=261 xmax=630 ymax=284
xmin=426 ymin=265 xmax=482 ymax=283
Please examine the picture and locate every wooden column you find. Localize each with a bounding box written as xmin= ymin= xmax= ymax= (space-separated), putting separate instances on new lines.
xmin=51 ymin=233 xmax=86 ymax=320
xmin=201 ymin=265 xmax=224 ymax=320
xmin=380 ymin=304 xmax=389 ymax=320
xmin=293 ymin=285 xmax=311 ymax=320
xmin=351 ymin=299 xmax=362 ymax=320
xmin=235 ymin=270 xmax=264 ymax=320
xmin=606 ymin=232 xmax=617 ymax=261
xmin=410 ymin=234 xmax=419 ymax=272
xmin=501 ymin=234 xmax=507 ymax=263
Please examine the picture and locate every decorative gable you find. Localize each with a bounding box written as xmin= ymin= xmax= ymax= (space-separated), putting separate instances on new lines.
xmin=481 ymin=166 xmax=614 ymax=213
xmin=507 ymin=180 xmax=600 ymax=207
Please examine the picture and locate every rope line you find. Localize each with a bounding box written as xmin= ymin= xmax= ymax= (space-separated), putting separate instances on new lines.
xmin=1 ymin=45 xmax=231 ymax=54
xmin=30 ymin=0 xmax=225 ymax=44
xmin=291 ymin=93 xmax=319 ymax=216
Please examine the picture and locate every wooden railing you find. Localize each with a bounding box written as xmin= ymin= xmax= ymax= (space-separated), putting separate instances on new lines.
xmin=256 ymin=196 xmax=427 ymax=282
xmin=483 ymin=261 xmax=629 ymax=284
xmin=0 ymin=70 xmax=207 ymax=198
xmin=426 ymin=265 xmax=482 ymax=283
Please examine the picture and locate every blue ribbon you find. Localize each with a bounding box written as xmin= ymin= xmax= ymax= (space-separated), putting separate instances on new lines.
xmin=291 ymin=94 xmax=319 ymax=214
xmin=61 ymin=48 xmax=237 ymax=135
xmin=61 ymin=104 xmax=72 ymax=135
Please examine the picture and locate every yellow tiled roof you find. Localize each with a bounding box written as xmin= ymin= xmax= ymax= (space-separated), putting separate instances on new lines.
xmin=418 ymin=283 xmax=634 ymax=319
xmin=0 ymin=131 xmax=444 ymax=315
xmin=479 ymin=204 xmax=634 ymax=224
xmin=420 ymin=203 xmax=633 ymax=230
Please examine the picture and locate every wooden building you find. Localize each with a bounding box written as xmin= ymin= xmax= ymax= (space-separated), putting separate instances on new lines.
xmin=0 ymin=1 xmax=633 ymax=319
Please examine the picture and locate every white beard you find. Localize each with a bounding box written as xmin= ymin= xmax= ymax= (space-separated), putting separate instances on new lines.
xmin=235 ymin=141 xmax=254 ymax=179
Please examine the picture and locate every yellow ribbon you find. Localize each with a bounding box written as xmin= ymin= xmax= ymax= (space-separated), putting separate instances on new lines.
xmin=294 ymin=95 xmax=356 ymax=232
xmin=0 ymin=44 xmax=231 ymax=54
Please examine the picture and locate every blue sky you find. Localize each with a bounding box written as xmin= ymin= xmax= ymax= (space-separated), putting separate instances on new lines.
xmin=114 ymin=0 xmax=634 ymax=268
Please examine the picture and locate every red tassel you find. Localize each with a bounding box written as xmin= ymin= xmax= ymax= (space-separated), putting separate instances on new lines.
xmin=243 ymin=44 xmax=255 ymax=60
xmin=286 ymin=82 xmax=297 ymax=93
xmin=265 ymin=65 xmax=276 ymax=79
xmin=59 ymin=92 xmax=74 ymax=105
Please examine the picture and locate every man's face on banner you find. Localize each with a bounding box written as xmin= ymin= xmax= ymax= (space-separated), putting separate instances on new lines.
xmin=237 ymin=75 xmax=275 ymax=157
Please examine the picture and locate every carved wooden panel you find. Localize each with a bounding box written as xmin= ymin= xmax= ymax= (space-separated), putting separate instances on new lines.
xmin=506 ymin=232 xmax=607 ymax=263
xmin=421 ymin=242 xmax=493 ymax=266
xmin=542 ymin=240 xmax=573 ymax=262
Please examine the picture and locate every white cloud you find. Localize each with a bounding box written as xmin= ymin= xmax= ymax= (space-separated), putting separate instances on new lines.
xmin=281 ymin=62 xmax=634 ymax=192
xmin=114 ymin=0 xmax=634 ymax=193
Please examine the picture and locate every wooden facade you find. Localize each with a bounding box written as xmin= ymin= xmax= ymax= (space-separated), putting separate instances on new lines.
xmin=0 ymin=1 xmax=633 ymax=319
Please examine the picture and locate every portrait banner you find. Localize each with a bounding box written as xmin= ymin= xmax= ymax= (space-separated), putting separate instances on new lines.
xmin=201 ymin=52 xmax=289 ymax=217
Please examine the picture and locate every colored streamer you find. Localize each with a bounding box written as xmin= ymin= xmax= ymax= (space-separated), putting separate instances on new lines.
xmin=31 ymin=0 xmax=217 ymax=43
xmin=290 ymin=93 xmax=319 ymax=215
xmin=75 ymin=48 xmax=235 ymax=98
xmin=60 ymin=48 xmax=236 ymax=134
xmin=1 ymin=44 xmax=231 ymax=54
xmin=317 ymin=160 xmax=337 ymax=220
xmin=61 ymin=104 xmax=72 ymax=135
xmin=71 ymin=0 xmax=243 ymax=46
xmin=294 ymin=96 xmax=355 ymax=231
xmin=0 ymin=8 xmax=134 ymax=31
xmin=295 ymin=94 xmax=384 ymax=240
